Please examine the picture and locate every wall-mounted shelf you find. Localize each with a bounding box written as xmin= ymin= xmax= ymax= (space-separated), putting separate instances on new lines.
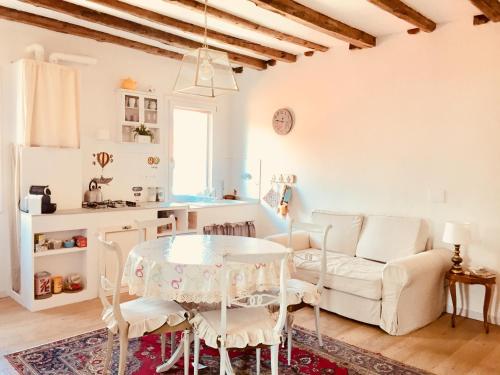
xmin=118 ymin=89 xmax=161 ymax=145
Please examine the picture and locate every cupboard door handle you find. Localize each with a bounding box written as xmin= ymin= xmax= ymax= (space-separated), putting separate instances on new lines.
xmin=122 ymin=225 xmax=132 ymax=230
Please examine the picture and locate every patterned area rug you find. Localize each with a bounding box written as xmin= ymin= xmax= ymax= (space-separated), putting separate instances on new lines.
xmin=5 ymin=326 xmax=432 ymax=374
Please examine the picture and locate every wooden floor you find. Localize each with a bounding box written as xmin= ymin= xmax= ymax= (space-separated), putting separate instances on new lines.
xmin=0 ymin=295 xmax=498 ymax=374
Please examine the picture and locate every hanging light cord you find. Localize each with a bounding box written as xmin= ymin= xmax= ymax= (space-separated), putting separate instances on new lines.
xmin=203 ymin=0 xmax=208 ymax=48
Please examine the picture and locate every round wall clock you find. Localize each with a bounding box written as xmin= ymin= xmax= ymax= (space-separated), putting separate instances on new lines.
xmin=272 ymin=108 xmax=294 ymax=135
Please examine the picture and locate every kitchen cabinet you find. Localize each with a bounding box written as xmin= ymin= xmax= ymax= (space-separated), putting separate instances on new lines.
xmin=101 ymin=225 xmax=140 ymax=288
xmin=118 ymin=89 xmax=161 ymax=144
xmin=15 ymin=202 xmax=258 ymax=311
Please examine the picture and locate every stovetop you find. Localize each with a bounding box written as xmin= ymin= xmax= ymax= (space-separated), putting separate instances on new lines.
xmin=82 ymin=200 xmax=137 ymax=209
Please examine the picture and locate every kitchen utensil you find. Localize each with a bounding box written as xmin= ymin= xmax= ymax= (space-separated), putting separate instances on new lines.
xmin=84 ymin=179 xmax=103 ymax=203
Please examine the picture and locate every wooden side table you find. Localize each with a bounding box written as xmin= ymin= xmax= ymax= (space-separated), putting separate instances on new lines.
xmin=446 ymin=269 xmax=496 ymax=333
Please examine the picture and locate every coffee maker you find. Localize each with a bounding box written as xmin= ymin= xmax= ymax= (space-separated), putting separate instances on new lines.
xmin=21 ymin=185 xmax=57 ymax=214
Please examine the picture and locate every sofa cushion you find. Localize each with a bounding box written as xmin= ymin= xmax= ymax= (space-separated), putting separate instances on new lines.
xmin=310 ymin=211 xmax=364 ymax=256
xmin=293 ymin=249 xmax=384 ymax=300
xmin=355 ymin=216 xmax=428 ymax=263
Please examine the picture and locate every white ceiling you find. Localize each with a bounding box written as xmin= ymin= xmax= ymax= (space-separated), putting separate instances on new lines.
xmin=0 ymin=0 xmax=482 ymax=63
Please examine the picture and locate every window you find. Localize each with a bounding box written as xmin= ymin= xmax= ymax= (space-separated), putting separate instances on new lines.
xmin=170 ymin=107 xmax=212 ymax=196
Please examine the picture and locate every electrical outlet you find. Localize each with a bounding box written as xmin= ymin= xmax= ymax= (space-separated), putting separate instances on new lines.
xmin=428 ymin=189 xmax=446 ymax=203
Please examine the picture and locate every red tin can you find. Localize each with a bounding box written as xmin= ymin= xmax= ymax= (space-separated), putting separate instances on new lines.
xmin=73 ymin=235 xmax=87 ymax=248
xmin=34 ymin=271 xmax=52 ymax=299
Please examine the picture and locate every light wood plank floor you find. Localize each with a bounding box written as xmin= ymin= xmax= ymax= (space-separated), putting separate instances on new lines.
xmin=0 ymin=295 xmax=498 ymax=374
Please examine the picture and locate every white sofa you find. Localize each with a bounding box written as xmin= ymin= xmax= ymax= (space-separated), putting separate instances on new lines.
xmin=266 ymin=210 xmax=451 ymax=335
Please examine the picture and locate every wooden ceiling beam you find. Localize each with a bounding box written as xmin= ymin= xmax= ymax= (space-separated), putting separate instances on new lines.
xmin=20 ymin=0 xmax=267 ymax=70
xmin=468 ymin=0 xmax=500 ymax=21
xmin=88 ymin=0 xmax=296 ymax=63
xmin=248 ymin=0 xmax=376 ymax=48
xmin=167 ymin=0 xmax=329 ymax=52
xmin=0 ymin=6 xmax=184 ymax=61
xmin=367 ymin=0 xmax=436 ymax=32
xmin=473 ymin=14 xmax=491 ymax=25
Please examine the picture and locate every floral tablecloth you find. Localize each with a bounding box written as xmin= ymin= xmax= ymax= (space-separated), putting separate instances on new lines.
xmin=123 ymin=235 xmax=290 ymax=303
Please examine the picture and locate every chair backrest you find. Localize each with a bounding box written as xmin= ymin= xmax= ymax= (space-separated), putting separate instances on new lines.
xmin=97 ymin=235 xmax=126 ymax=326
xmin=135 ymin=215 xmax=177 ymax=243
xmin=219 ymin=250 xmax=291 ymax=347
xmin=288 ymin=219 xmax=332 ymax=291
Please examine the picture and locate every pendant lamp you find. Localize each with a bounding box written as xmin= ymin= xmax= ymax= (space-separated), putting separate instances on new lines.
xmin=173 ymin=0 xmax=239 ymax=97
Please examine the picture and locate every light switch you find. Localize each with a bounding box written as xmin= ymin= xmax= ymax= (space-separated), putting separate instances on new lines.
xmin=428 ymin=189 xmax=446 ymax=203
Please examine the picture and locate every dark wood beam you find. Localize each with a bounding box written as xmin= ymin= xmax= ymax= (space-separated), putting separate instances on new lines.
xmin=168 ymin=0 xmax=329 ymax=52
xmin=0 ymin=5 xmax=184 ymax=61
xmin=248 ymin=0 xmax=376 ymax=48
xmin=473 ymin=14 xmax=491 ymax=25
xmin=89 ymin=0 xmax=296 ymax=63
xmin=469 ymin=0 xmax=500 ymax=21
xmin=367 ymin=0 xmax=436 ymax=32
xmin=20 ymin=0 xmax=267 ymax=70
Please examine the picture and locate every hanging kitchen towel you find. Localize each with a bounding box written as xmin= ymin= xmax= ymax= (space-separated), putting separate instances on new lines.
xmin=262 ymin=185 xmax=279 ymax=208
xmin=18 ymin=59 xmax=80 ymax=148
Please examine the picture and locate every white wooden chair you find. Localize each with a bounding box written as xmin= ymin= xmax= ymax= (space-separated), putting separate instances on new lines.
xmin=285 ymin=220 xmax=331 ymax=365
xmin=134 ymin=215 xmax=177 ymax=361
xmin=190 ymin=250 xmax=290 ymax=375
xmin=97 ymin=233 xmax=191 ymax=375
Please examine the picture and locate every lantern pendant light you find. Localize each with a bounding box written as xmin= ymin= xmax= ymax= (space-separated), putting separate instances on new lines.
xmin=173 ymin=0 xmax=239 ymax=97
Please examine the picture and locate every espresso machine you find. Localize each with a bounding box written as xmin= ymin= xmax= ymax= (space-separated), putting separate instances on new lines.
xmin=20 ymin=185 xmax=57 ymax=214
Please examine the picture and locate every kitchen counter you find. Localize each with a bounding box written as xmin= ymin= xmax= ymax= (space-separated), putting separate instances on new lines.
xmin=23 ymin=199 xmax=259 ymax=216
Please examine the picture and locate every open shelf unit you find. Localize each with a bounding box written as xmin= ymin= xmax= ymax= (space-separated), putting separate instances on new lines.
xmin=32 ymin=228 xmax=88 ymax=304
xmin=34 ymin=247 xmax=87 ymax=257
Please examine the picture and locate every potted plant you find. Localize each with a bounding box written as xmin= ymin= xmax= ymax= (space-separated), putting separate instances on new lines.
xmin=132 ymin=124 xmax=154 ymax=144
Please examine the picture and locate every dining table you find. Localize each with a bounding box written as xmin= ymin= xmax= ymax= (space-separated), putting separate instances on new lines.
xmin=122 ymin=234 xmax=290 ymax=373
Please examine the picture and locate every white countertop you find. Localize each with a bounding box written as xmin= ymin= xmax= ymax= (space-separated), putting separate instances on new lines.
xmin=22 ymin=199 xmax=259 ymax=216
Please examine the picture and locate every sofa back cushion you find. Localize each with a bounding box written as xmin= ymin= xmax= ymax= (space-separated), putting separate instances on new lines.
xmin=355 ymin=215 xmax=428 ymax=263
xmin=310 ymin=210 xmax=364 ymax=256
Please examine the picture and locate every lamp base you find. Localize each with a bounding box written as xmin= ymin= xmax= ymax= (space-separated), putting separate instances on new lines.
xmin=450 ymin=244 xmax=464 ymax=274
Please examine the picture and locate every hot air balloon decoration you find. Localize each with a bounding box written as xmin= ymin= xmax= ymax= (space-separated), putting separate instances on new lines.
xmin=92 ymin=152 xmax=114 ymax=184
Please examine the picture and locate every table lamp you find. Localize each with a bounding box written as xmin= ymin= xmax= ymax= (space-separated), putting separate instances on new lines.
xmin=442 ymin=222 xmax=471 ymax=274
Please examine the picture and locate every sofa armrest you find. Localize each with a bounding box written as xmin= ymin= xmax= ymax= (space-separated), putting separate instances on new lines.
xmin=380 ymin=248 xmax=452 ymax=335
xmin=265 ymin=230 xmax=311 ymax=251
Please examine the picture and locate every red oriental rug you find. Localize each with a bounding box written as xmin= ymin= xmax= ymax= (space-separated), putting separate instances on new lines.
xmin=5 ymin=326 xmax=431 ymax=374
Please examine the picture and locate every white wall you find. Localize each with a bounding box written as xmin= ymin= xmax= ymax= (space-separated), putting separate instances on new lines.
xmin=229 ymin=20 xmax=500 ymax=324
xmin=0 ymin=20 xmax=232 ymax=295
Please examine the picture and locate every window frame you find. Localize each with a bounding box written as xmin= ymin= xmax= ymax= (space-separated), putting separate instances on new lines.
xmin=166 ymin=96 xmax=215 ymax=200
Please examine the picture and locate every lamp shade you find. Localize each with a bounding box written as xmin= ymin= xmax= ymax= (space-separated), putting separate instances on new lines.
xmin=442 ymin=222 xmax=471 ymax=245
xmin=173 ymin=47 xmax=238 ymax=98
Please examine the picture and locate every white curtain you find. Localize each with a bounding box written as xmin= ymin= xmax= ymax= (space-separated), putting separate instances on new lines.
xmin=19 ymin=59 xmax=80 ymax=148
xmin=9 ymin=59 xmax=80 ymax=292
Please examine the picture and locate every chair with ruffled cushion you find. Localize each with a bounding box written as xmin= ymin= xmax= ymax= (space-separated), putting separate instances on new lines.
xmin=190 ymin=250 xmax=290 ymax=375
xmin=135 ymin=216 xmax=178 ymax=361
xmin=97 ymin=236 xmax=191 ymax=375
xmin=284 ymin=220 xmax=331 ymax=365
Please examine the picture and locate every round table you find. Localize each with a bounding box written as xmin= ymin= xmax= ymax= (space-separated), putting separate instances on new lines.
xmin=122 ymin=235 xmax=289 ymax=373
xmin=123 ymin=234 xmax=289 ymax=304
